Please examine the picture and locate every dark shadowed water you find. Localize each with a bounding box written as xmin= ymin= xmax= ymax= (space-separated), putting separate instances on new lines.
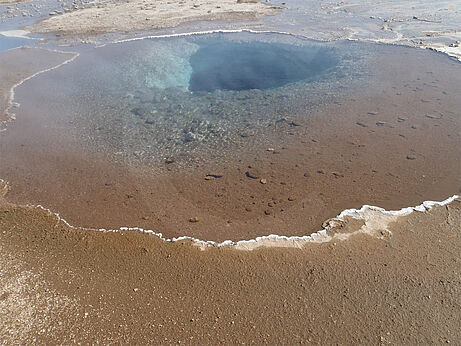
xmin=189 ymin=41 xmax=338 ymax=92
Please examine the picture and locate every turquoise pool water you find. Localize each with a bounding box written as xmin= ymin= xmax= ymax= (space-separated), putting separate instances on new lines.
xmin=9 ymin=32 xmax=371 ymax=166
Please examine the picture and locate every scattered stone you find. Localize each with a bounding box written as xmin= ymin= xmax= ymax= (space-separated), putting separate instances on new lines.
xmin=264 ymin=210 xmax=271 ymax=215
xmin=267 ymin=148 xmax=275 ymax=152
xmin=406 ymin=155 xmax=417 ymax=160
xmin=245 ymin=168 xmax=261 ymax=179
xmin=332 ymin=172 xmax=344 ymax=178
xmin=275 ymin=118 xmax=301 ymax=127
xmin=206 ymin=173 xmax=223 ymax=179
xmin=303 ymin=173 xmax=310 ymax=178
xmin=189 ymin=217 xmax=200 ymax=223
xmin=322 ymin=218 xmax=345 ymax=229
xmin=288 ymin=196 xmax=295 ymax=201
xmin=133 ymin=288 xmax=139 ymax=292
xmin=425 ymin=114 xmax=442 ymax=119
xmin=165 ymin=156 xmax=175 ymax=164
xmin=238 ymin=131 xmax=253 ymax=138
xmin=367 ymin=112 xmax=377 ymax=116
xmin=411 ymin=125 xmax=417 ymax=129
xmin=184 ymin=132 xmax=197 ymax=142
xmin=356 ymin=122 xmax=367 ymax=127
xmin=130 ymin=107 xmax=145 ymax=117
xmin=376 ymin=121 xmax=386 ymax=126
xmin=317 ymin=170 xmax=325 ymax=174
xmin=397 ymin=117 xmax=406 ymax=122
xmin=260 ymin=178 xmax=267 ymax=184
xmin=237 ymin=0 xmax=260 ymax=3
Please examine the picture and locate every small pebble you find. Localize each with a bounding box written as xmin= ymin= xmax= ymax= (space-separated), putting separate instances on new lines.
xmin=246 ymin=169 xmax=260 ymax=179
xmin=165 ymin=157 xmax=175 ymax=164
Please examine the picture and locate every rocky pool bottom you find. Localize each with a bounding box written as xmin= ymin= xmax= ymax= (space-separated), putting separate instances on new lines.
xmin=0 ymin=33 xmax=460 ymax=241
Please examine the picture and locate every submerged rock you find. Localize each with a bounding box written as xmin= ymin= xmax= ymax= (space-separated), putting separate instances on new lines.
xmin=246 ymin=168 xmax=261 ymax=179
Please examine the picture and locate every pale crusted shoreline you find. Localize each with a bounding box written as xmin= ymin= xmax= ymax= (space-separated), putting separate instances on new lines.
xmin=1 ymin=178 xmax=461 ymax=343
xmin=1 ymin=178 xmax=459 ymax=250
xmin=28 ymin=194 xmax=461 ymax=250
xmin=30 ymin=0 xmax=280 ymax=38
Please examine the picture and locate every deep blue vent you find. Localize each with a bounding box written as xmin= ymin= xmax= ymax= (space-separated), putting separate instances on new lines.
xmin=189 ymin=41 xmax=338 ymax=92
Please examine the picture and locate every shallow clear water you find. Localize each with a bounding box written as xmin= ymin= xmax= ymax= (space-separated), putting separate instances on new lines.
xmin=3 ymin=31 xmax=461 ymax=239
xmin=0 ymin=34 xmax=31 ymax=51
xmin=17 ymin=32 xmax=368 ymax=166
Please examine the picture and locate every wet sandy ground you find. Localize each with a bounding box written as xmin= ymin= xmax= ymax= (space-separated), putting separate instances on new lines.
xmin=0 ymin=47 xmax=76 ymax=125
xmin=0 ymin=43 xmax=459 ymax=241
xmin=0 ymin=2 xmax=461 ymax=344
xmin=1 ymin=188 xmax=460 ymax=344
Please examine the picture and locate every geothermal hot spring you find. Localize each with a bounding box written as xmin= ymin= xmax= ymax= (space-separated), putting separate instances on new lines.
xmin=1 ymin=32 xmax=460 ymax=241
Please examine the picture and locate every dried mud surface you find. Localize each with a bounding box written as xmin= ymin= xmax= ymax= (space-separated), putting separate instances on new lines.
xmin=30 ymin=0 xmax=280 ymax=38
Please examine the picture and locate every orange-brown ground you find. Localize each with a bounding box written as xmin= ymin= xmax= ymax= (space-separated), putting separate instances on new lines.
xmin=1 ymin=190 xmax=460 ymax=344
xmin=1 ymin=46 xmax=460 ymax=241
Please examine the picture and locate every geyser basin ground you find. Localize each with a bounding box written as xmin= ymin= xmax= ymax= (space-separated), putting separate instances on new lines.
xmin=0 ymin=32 xmax=460 ymax=242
